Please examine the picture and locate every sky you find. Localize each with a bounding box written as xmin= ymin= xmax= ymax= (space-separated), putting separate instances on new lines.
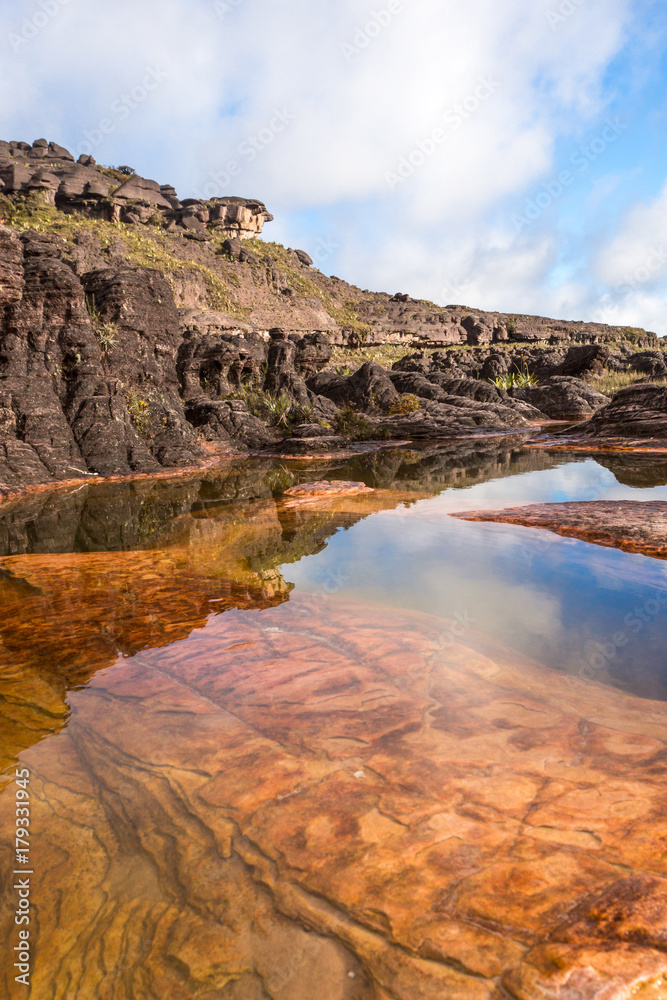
xmin=3 ymin=0 xmax=667 ymax=333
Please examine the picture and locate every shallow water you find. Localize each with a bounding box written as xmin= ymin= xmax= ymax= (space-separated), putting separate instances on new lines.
xmin=1 ymin=438 xmax=667 ymax=999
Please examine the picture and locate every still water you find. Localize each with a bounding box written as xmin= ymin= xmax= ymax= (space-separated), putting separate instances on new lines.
xmin=1 ymin=437 xmax=666 ymax=999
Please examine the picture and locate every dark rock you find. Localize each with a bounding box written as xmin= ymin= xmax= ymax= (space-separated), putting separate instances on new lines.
xmin=560 ymin=343 xmax=611 ymax=378
xmin=48 ymin=142 xmax=74 ymax=161
xmin=565 ymin=384 xmax=667 ymax=440
xmin=377 ymin=395 xmax=531 ymax=439
xmin=295 ymin=332 xmax=332 ymax=378
xmin=113 ymin=175 xmax=173 ymax=209
xmin=264 ymin=329 xmax=309 ymax=404
xmin=389 ymin=370 xmax=448 ymax=402
xmin=177 ymin=330 xmax=264 ymax=400
xmin=184 ymin=398 xmax=277 ymax=449
xmin=628 ymin=351 xmax=667 ymax=378
xmin=513 ymin=376 xmax=610 ymax=421
xmin=183 ymin=231 xmax=211 ymax=242
xmin=221 ymin=238 xmax=243 ymax=260
xmin=295 ymin=249 xmax=313 ymax=266
xmin=462 ymin=314 xmax=493 ymax=346
xmin=239 ymin=247 xmax=259 ymax=264
xmin=480 ymin=353 xmax=510 ymax=380
xmin=279 ymin=435 xmax=348 ymax=454
xmin=313 ymin=361 xmax=400 ymax=412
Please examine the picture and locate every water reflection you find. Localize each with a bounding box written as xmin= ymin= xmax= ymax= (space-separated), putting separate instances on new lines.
xmin=2 ymin=442 xmax=667 ymax=998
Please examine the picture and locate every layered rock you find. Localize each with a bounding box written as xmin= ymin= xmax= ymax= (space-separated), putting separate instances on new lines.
xmin=1 ymin=138 xmax=663 ymax=351
xmin=562 ymin=384 xmax=667 ymax=443
xmin=2 ymin=573 xmax=667 ymax=999
xmin=512 ymin=376 xmax=610 ymax=421
xmin=0 ymin=138 xmax=273 ymax=237
xmin=451 ymin=500 xmax=667 ymax=559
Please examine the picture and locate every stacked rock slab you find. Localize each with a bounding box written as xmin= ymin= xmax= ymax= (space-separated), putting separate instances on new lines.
xmin=0 ymin=138 xmax=273 ymax=237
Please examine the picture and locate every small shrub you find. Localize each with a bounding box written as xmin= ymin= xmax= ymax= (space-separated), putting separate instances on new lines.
xmin=491 ymin=364 xmax=539 ymax=390
xmin=125 ymin=390 xmax=151 ymax=433
xmin=388 ymin=393 xmax=421 ymax=416
xmin=233 ymin=388 xmax=311 ymax=428
xmin=332 ymin=405 xmax=378 ymax=440
xmin=86 ymin=293 xmax=118 ymax=351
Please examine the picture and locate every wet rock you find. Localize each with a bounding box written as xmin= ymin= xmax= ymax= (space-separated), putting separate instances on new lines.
xmin=283 ymin=480 xmax=373 ymax=498
xmin=3 ymin=575 xmax=667 ymax=998
xmin=451 ymin=500 xmax=667 ymax=559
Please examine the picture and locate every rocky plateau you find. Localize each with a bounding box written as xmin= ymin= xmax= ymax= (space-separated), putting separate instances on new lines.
xmin=1 ymin=139 xmax=667 ymax=495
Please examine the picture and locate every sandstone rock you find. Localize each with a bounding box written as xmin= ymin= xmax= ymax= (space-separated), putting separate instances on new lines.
xmin=451 ymin=500 xmax=667 ymax=559
xmin=295 ymin=249 xmax=314 ymax=266
xmin=185 ymin=397 xmax=278 ymax=448
xmin=628 ymin=351 xmax=667 ymax=378
xmin=295 ymin=331 xmax=332 ymax=377
xmin=560 ymin=343 xmax=611 ymax=378
xmin=378 ymin=396 xmax=531 ymax=439
xmin=480 ymin=353 xmax=510 ymax=380
xmin=264 ymin=328 xmax=310 ymax=404
xmin=4 ymin=572 xmax=666 ymax=998
xmin=513 ymin=376 xmax=610 ymax=421
xmin=283 ymin=480 xmax=373 ymax=498
xmin=112 ymin=174 xmax=173 ymax=209
xmin=565 ymin=384 xmax=667 ymax=440
xmin=316 ymin=361 xmax=400 ymax=412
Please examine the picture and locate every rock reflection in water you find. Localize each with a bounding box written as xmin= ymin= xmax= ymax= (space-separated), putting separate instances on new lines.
xmin=1 ymin=442 xmax=667 ymax=999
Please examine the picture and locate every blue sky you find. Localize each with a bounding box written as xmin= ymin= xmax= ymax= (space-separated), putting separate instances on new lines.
xmin=3 ymin=0 xmax=667 ymax=332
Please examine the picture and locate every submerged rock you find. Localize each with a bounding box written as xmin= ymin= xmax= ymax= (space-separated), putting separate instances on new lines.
xmin=2 ymin=585 xmax=667 ymax=998
xmin=283 ymin=480 xmax=374 ymax=498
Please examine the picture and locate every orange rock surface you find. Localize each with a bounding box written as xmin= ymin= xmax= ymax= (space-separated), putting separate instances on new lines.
xmin=0 ymin=494 xmax=666 ymax=998
xmin=451 ymin=500 xmax=667 ymax=559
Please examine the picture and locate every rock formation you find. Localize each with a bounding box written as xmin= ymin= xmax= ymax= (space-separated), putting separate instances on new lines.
xmin=452 ymin=500 xmax=667 ymax=559
xmin=0 ymin=139 xmax=273 ymax=237
xmin=1 ymin=138 xmax=666 ymax=492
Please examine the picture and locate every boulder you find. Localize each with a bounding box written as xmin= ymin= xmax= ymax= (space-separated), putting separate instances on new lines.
xmin=628 ymin=351 xmax=667 ymax=379
xmin=112 ymin=175 xmax=173 ymax=209
xmin=294 ymin=249 xmax=313 ymax=266
xmin=560 ymin=343 xmax=611 ymax=378
xmin=513 ymin=376 xmax=610 ymax=421
xmin=480 ymin=353 xmax=510 ymax=380
xmin=184 ymin=398 xmax=278 ymax=449
xmin=295 ymin=332 xmax=332 ymax=378
xmin=565 ymin=383 xmax=667 ymax=440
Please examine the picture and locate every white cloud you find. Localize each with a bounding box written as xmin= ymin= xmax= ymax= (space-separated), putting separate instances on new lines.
xmin=3 ymin=0 xmax=663 ymax=331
